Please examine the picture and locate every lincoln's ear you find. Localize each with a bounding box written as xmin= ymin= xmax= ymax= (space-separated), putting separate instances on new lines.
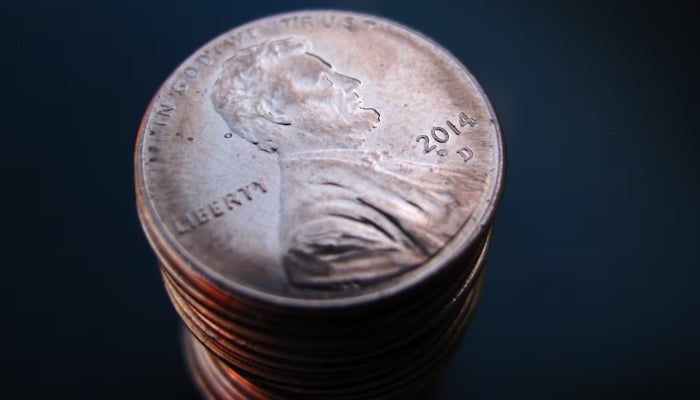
xmin=258 ymin=102 xmax=292 ymax=126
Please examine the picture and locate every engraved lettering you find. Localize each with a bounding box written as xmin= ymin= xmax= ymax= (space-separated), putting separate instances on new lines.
xmin=209 ymin=200 xmax=224 ymax=217
xmin=170 ymin=47 xmax=222 ymax=97
xmin=174 ymin=217 xmax=193 ymax=234
xmin=416 ymin=135 xmax=436 ymax=154
xmin=238 ymin=186 xmax=253 ymax=201
xmin=457 ymin=147 xmax=474 ymax=162
xmin=416 ymin=112 xmax=476 ymax=156
xmin=226 ymin=31 xmax=245 ymax=48
xmin=195 ymin=51 xmax=212 ymax=67
xmin=184 ymin=67 xmax=198 ymax=79
xmin=320 ymin=15 xmax=336 ymax=27
xmin=174 ymin=178 xmax=269 ymax=235
xmin=246 ymin=27 xmax=259 ymax=39
xmin=171 ymin=80 xmax=187 ymax=95
xmin=214 ymin=38 xmax=235 ymax=55
xmin=252 ymin=179 xmax=268 ymax=193
xmin=431 ymin=127 xmax=449 ymax=143
xmin=186 ymin=213 xmax=197 ymax=228
xmin=363 ymin=19 xmax=377 ymax=29
xmin=156 ymin=104 xmax=175 ymax=118
xmin=343 ymin=16 xmax=355 ymax=30
xmin=195 ymin=208 xmax=210 ymax=224
xmin=459 ymin=112 xmax=477 ymax=128
xmin=224 ymin=193 xmax=241 ymax=209
xmin=446 ymin=120 xmax=460 ymax=135
xmin=301 ymin=15 xmax=313 ymax=28
xmin=280 ymin=16 xmax=296 ymax=29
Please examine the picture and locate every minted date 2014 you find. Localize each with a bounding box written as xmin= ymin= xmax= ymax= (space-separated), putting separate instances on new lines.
xmin=416 ymin=112 xmax=476 ymax=162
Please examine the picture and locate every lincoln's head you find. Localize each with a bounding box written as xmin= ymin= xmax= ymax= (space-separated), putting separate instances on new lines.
xmin=211 ymin=38 xmax=380 ymax=155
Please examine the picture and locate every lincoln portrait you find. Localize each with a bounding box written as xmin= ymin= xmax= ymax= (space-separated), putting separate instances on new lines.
xmin=210 ymin=38 xmax=479 ymax=290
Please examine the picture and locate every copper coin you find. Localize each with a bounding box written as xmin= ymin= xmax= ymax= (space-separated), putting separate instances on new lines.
xmin=136 ymin=10 xmax=504 ymax=307
xmin=136 ymin=9 xmax=504 ymax=400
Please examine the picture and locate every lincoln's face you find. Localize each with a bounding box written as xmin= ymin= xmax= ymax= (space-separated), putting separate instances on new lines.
xmin=275 ymin=52 xmax=377 ymax=134
xmin=211 ymin=39 xmax=379 ymax=154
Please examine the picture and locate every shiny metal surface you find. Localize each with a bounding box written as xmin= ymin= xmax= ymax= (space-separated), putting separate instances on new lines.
xmin=135 ymin=10 xmax=504 ymax=399
xmin=182 ymin=243 xmax=487 ymax=400
xmin=135 ymin=10 xmax=504 ymax=304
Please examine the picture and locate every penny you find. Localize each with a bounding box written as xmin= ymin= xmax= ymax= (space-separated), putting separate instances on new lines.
xmin=136 ymin=10 xmax=504 ymax=306
xmin=176 ymin=233 xmax=485 ymax=390
xmin=182 ymin=270 xmax=486 ymax=399
xmin=135 ymin=9 xmax=504 ymax=399
xmin=160 ymin=231 xmax=489 ymax=364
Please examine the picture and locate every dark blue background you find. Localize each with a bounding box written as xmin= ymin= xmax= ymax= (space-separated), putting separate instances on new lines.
xmin=3 ymin=0 xmax=698 ymax=399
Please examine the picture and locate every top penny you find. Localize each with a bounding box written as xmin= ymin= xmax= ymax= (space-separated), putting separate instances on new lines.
xmin=135 ymin=11 xmax=504 ymax=304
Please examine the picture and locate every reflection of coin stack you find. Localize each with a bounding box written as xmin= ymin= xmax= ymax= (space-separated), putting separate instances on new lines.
xmin=136 ymin=11 xmax=504 ymax=400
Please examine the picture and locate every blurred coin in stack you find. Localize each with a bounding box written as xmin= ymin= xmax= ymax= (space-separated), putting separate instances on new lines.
xmin=135 ymin=10 xmax=504 ymax=399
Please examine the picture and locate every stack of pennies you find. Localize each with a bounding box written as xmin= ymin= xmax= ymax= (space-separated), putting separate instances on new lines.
xmin=135 ymin=10 xmax=504 ymax=400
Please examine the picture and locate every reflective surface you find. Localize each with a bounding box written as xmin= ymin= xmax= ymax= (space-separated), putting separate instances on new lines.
xmin=135 ymin=12 xmax=502 ymax=398
xmin=136 ymin=11 xmax=503 ymax=302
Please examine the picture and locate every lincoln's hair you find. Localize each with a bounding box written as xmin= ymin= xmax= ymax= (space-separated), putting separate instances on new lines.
xmin=210 ymin=38 xmax=309 ymax=153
